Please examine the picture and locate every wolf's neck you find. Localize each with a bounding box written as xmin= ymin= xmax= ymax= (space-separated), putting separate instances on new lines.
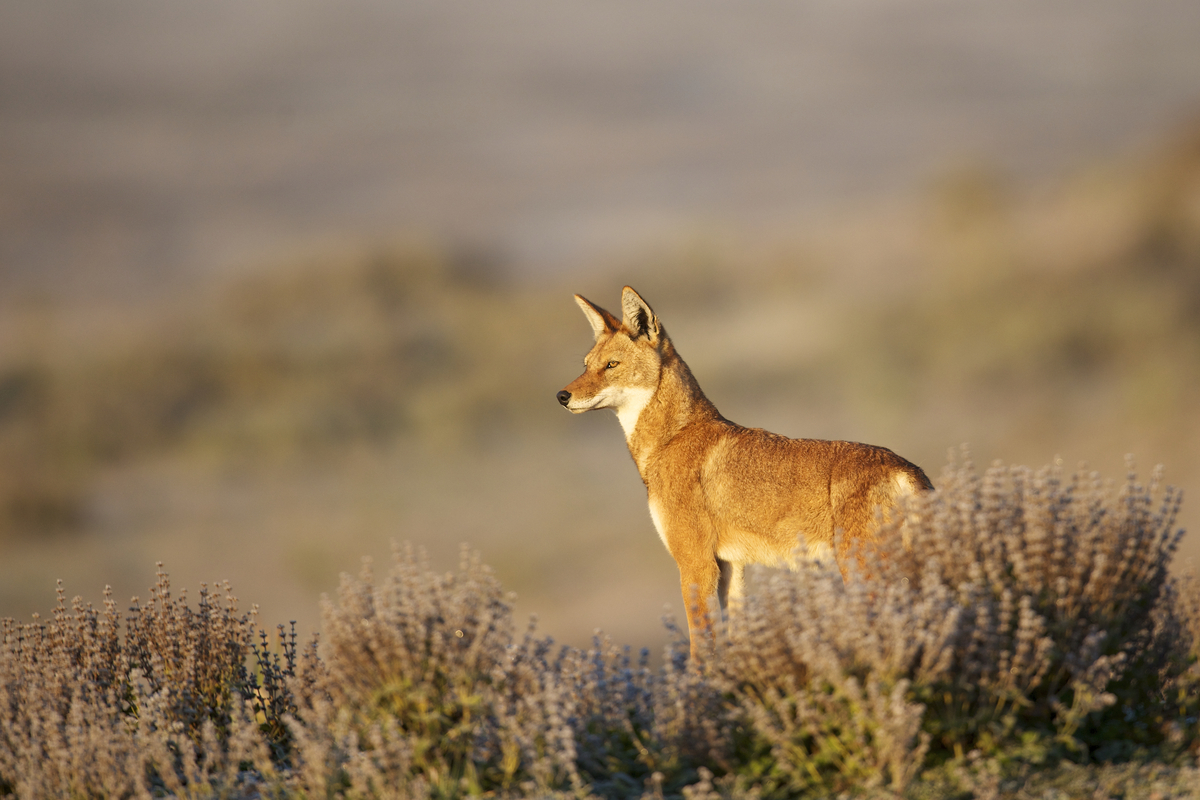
xmin=624 ymin=351 xmax=721 ymax=470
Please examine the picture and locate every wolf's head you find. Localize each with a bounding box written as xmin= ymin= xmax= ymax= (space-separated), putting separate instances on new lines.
xmin=556 ymin=286 xmax=665 ymax=436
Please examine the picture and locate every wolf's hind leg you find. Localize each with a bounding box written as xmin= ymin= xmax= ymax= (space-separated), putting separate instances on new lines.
xmin=716 ymin=558 xmax=745 ymax=635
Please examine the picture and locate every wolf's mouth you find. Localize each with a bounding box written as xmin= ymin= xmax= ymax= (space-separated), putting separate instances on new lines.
xmin=567 ymin=399 xmax=603 ymax=414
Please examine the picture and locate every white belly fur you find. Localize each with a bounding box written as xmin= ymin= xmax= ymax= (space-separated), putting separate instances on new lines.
xmin=716 ymin=535 xmax=833 ymax=569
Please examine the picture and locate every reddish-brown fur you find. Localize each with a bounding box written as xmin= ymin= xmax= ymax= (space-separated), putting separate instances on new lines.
xmin=557 ymin=286 xmax=932 ymax=662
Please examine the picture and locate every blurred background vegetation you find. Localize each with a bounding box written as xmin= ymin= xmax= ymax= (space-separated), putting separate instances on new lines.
xmin=1 ymin=0 xmax=1199 ymax=655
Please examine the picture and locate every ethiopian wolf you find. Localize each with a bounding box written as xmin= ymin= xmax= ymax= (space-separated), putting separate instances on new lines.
xmin=556 ymin=286 xmax=932 ymax=662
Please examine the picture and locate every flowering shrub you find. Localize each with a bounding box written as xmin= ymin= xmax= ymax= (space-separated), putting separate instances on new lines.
xmin=1 ymin=456 xmax=1197 ymax=799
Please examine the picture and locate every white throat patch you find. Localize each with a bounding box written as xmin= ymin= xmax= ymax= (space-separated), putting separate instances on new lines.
xmin=615 ymin=386 xmax=654 ymax=439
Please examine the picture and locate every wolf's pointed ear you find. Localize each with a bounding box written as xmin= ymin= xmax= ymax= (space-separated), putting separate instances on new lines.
xmin=621 ymin=286 xmax=660 ymax=342
xmin=574 ymin=294 xmax=619 ymax=341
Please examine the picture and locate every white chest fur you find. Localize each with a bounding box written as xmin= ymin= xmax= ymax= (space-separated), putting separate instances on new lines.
xmin=615 ymin=386 xmax=654 ymax=439
xmin=647 ymin=496 xmax=670 ymax=551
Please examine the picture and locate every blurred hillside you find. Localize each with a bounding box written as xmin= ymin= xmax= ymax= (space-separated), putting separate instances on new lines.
xmin=1 ymin=122 xmax=1198 ymax=653
xmin=4 ymin=0 xmax=1200 ymax=300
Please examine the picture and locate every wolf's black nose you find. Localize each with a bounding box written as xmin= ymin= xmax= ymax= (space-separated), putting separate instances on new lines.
xmin=556 ymin=390 xmax=571 ymax=406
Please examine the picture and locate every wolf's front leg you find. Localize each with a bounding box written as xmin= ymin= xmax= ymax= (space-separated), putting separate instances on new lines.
xmin=677 ymin=557 xmax=720 ymax=664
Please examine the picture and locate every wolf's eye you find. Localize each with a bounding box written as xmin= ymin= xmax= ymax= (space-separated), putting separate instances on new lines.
xmin=605 ymin=360 xmax=619 ymax=369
